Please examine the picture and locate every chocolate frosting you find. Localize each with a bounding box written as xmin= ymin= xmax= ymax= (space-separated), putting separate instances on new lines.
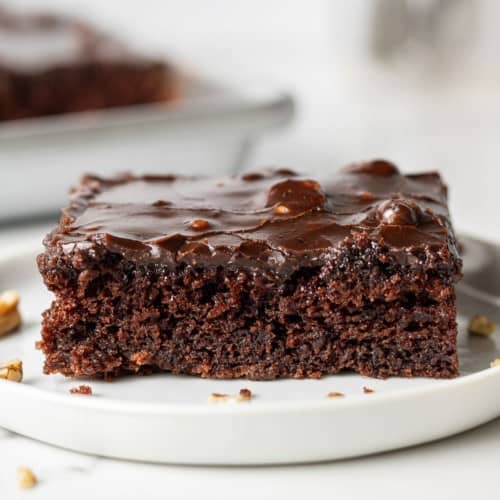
xmin=54 ymin=160 xmax=459 ymax=272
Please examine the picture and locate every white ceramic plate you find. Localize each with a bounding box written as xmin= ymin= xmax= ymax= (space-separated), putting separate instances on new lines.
xmin=0 ymin=235 xmax=499 ymax=465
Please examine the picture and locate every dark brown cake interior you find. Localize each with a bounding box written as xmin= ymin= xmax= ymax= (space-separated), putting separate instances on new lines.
xmin=37 ymin=161 xmax=462 ymax=379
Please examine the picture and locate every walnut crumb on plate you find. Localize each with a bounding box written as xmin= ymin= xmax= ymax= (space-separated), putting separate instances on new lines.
xmin=363 ymin=387 xmax=375 ymax=394
xmin=0 ymin=290 xmax=22 ymax=337
xmin=0 ymin=359 xmax=23 ymax=382
xmin=468 ymin=315 xmax=496 ymax=336
xmin=17 ymin=466 xmax=37 ymax=490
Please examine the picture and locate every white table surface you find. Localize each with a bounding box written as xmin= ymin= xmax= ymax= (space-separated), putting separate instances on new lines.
xmin=3 ymin=0 xmax=500 ymax=496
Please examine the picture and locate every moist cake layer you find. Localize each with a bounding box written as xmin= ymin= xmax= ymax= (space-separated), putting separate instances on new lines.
xmin=37 ymin=160 xmax=462 ymax=379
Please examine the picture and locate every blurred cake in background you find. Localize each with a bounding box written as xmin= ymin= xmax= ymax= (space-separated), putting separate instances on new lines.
xmin=0 ymin=6 xmax=179 ymax=121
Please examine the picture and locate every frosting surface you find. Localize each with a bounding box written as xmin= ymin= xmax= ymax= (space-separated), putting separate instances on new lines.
xmin=55 ymin=161 xmax=458 ymax=270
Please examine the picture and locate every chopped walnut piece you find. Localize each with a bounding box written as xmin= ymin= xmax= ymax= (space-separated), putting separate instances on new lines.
xmin=468 ymin=315 xmax=496 ymax=336
xmin=363 ymin=386 xmax=375 ymax=394
xmin=0 ymin=290 xmax=21 ymax=337
xmin=0 ymin=359 xmax=23 ymax=382
xmin=17 ymin=467 xmax=37 ymax=490
xmin=327 ymin=391 xmax=345 ymax=399
xmin=0 ymin=290 xmax=19 ymax=315
xmin=0 ymin=309 xmax=21 ymax=337
xmin=69 ymin=385 xmax=92 ymax=395
xmin=274 ymin=204 xmax=291 ymax=215
xmin=190 ymin=219 xmax=210 ymax=230
xmin=208 ymin=388 xmax=253 ymax=403
xmin=490 ymin=359 xmax=500 ymax=368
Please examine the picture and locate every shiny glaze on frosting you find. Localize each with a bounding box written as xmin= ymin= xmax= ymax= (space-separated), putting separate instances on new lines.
xmin=54 ymin=160 xmax=459 ymax=271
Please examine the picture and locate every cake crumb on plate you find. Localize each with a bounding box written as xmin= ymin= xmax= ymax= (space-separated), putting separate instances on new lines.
xmin=69 ymin=385 xmax=93 ymax=395
xmin=238 ymin=388 xmax=253 ymax=401
xmin=208 ymin=389 xmax=253 ymax=403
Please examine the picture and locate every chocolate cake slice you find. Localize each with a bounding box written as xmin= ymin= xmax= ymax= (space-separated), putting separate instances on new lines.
xmin=0 ymin=7 xmax=177 ymax=122
xmin=37 ymin=161 xmax=462 ymax=379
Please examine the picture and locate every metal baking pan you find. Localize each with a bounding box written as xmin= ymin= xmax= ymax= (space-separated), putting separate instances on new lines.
xmin=0 ymin=76 xmax=294 ymax=221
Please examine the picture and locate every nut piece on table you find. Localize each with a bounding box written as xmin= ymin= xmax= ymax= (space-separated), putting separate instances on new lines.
xmin=0 ymin=290 xmax=22 ymax=337
xmin=0 ymin=359 xmax=23 ymax=382
xmin=17 ymin=466 xmax=37 ymax=490
xmin=490 ymin=359 xmax=500 ymax=368
xmin=468 ymin=315 xmax=496 ymax=336
xmin=363 ymin=386 xmax=375 ymax=394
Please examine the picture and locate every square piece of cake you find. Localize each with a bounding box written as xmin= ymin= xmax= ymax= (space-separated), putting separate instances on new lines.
xmin=37 ymin=160 xmax=462 ymax=379
xmin=0 ymin=7 xmax=178 ymax=121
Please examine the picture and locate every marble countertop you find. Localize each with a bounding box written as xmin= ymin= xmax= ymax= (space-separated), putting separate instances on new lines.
xmin=0 ymin=417 xmax=499 ymax=499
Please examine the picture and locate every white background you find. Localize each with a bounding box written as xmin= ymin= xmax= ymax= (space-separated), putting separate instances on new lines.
xmin=2 ymin=1 xmax=500 ymax=497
